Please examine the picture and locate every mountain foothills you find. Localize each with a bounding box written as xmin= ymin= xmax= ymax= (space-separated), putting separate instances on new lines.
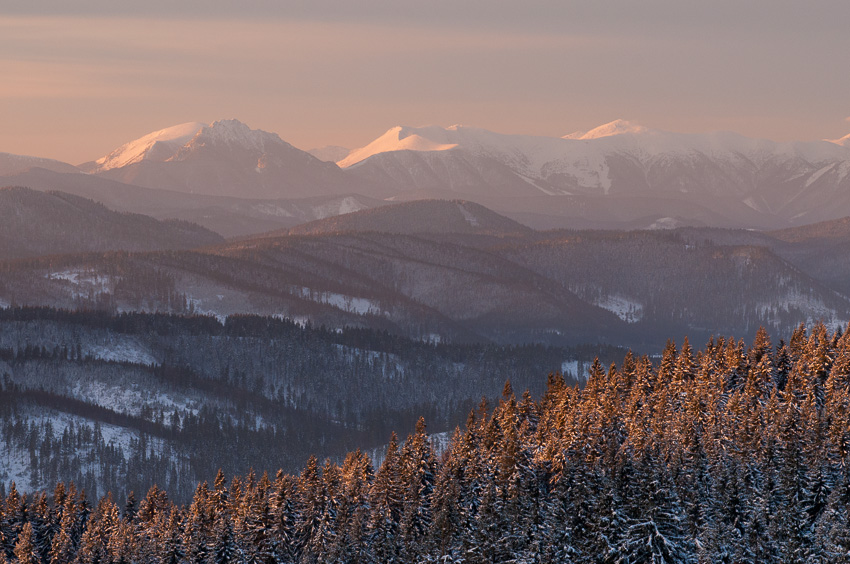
xmin=3 ymin=118 xmax=850 ymax=235
xmin=2 ymin=198 xmax=849 ymax=349
xmin=3 ymin=326 xmax=850 ymax=562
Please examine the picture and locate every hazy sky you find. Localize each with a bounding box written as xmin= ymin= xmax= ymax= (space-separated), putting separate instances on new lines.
xmin=2 ymin=0 xmax=849 ymax=164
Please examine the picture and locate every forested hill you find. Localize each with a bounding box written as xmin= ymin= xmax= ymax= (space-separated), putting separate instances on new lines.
xmin=3 ymin=323 xmax=850 ymax=562
xmin=0 ymin=187 xmax=224 ymax=260
xmin=0 ymin=307 xmax=611 ymax=503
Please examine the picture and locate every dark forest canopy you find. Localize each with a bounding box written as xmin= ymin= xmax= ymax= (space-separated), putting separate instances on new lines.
xmin=3 ymin=323 xmax=850 ymax=562
xmin=0 ymin=307 xmax=616 ymax=505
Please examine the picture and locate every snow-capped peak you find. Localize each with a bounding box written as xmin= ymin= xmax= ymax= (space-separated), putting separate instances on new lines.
xmin=187 ymin=119 xmax=287 ymax=154
xmin=338 ymin=125 xmax=459 ymax=168
xmin=563 ymin=119 xmax=650 ymax=140
xmin=92 ymin=122 xmax=206 ymax=171
xmin=88 ymin=120 xmax=294 ymax=172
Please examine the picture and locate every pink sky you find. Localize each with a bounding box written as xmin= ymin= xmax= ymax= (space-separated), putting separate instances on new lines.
xmin=1 ymin=3 xmax=849 ymax=164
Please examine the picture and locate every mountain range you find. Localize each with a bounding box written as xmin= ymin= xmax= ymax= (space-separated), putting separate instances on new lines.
xmin=3 ymin=118 xmax=850 ymax=235
xmin=340 ymin=120 xmax=850 ymax=229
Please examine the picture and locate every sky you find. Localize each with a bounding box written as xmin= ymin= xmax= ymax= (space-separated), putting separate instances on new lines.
xmin=2 ymin=0 xmax=849 ymax=164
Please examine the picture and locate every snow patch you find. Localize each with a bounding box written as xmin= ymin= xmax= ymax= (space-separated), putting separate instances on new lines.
xmin=84 ymin=339 xmax=158 ymax=366
xmin=805 ymin=163 xmax=836 ymax=187
xmin=294 ymin=287 xmax=384 ymax=316
xmin=561 ymin=360 xmax=583 ymax=381
xmin=314 ymin=196 xmax=369 ymax=219
xmin=456 ymin=203 xmax=480 ymax=227
xmin=646 ymin=217 xmax=681 ymax=230
xmin=422 ymin=333 xmax=442 ymax=344
xmin=273 ymin=314 xmax=309 ymax=328
xmin=594 ymin=295 xmax=644 ymax=323
xmin=187 ymin=298 xmax=228 ymax=323
xmin=743 ymin=197 xmax=764 ymax=212
xmin=70 ymin=378 xmax=197 ymax=420
xmin=46 ymin=269 xmax=113 ymax=299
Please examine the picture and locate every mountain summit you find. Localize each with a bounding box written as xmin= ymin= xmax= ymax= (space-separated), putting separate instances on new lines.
xmin=87 ymin=119 xmax=373 ymax=199
xmin=178 ymin=119 xmax=286 ymax=156
xmin=562 ymin=119 xmax=650 ymax=140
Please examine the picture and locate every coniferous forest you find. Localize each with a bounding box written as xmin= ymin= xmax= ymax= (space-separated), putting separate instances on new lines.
xmin=2 ymin=324 xmax=850 ymax=562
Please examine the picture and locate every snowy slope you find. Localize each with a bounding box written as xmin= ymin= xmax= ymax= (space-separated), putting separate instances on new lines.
xmin=85 ymin=122 xmax=205 ymax=172
xmin=828 ymin=133 xmax=850 ymax=148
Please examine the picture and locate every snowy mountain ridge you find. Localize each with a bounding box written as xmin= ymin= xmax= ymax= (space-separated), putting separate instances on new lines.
xmin=337 ymin=120 xmax=850 ymax=227
xmin=87 ymin=122 xmax=206 ymax=172
xmin=342 ymin=119 xmax=850 ymax=172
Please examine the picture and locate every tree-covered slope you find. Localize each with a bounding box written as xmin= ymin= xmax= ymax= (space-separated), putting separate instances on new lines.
xmin=0 ymin=307 xmax=601 ymax=502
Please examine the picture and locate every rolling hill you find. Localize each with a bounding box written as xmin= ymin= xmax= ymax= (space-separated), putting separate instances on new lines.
xmin=0 ymin=187 xmax=223 ymax=260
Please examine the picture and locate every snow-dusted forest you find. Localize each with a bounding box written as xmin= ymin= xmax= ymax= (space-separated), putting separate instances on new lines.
xmin=4 ymin=324 xmax=850 ymax=563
